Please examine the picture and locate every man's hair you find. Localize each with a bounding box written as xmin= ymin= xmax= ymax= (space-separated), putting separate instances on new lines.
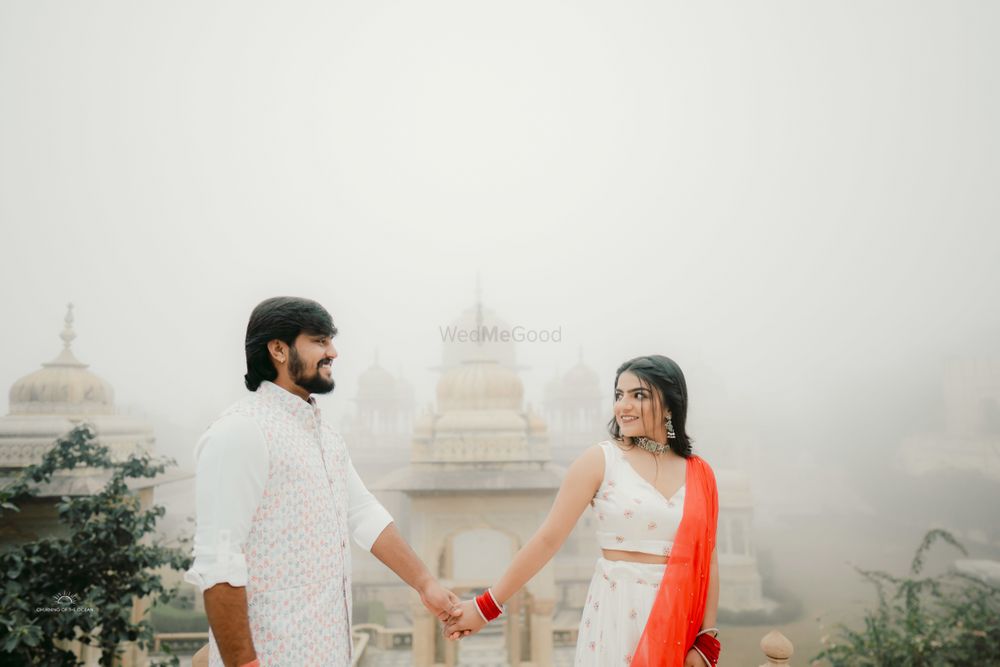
xmin=244 ymin=297 xmax=337 ymax=391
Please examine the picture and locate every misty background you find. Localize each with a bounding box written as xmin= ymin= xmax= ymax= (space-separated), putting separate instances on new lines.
xmin=2 ymin=1 xmax=998 ymax=661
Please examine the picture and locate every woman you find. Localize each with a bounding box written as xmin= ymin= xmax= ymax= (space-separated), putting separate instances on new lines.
xmin=445 ymin=355 xmax=721 ymax=666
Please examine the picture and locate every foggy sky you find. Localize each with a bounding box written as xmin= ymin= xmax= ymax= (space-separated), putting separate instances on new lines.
xmin=2 ymin=1 xmax=998 ymax=476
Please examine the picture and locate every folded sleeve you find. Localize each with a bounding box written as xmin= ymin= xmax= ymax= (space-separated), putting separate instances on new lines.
xmin=347 ymin=457 xmax=394 ymax=551
xmin=183 ymin=414 xmax=269 ymax=592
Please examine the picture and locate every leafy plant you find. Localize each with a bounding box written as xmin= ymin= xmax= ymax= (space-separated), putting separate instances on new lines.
xmin=0 ymin=424 xmax=192 ymax=666
xmin=815 ymin=529 xmax=1000 ymax=666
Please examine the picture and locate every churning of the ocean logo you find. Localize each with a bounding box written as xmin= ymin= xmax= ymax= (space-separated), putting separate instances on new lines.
xmin=35 ymin=591 xmax=95 ymax=614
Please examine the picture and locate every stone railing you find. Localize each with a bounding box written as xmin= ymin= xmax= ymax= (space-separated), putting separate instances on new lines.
xmin=351 ymin=631 xmax=370 ymax=667
xmin=153 ymin=632 xmax=208 ymax=655
xmin=163 ymin=629 xmax=385 ymax=667
xmin=552 ymin=625 xmax=578 ymax=646
xmin=164 ymin=626 xmax=796 ymax=666
xmin=353 ymin=623 xmax=414 ymax=650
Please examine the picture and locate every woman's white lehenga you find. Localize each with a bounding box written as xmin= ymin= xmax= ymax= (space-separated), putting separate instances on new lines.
xmin=574 ymin=441 xmax=685 ymax=666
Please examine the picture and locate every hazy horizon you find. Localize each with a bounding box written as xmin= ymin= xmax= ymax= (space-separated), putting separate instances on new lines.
xmin=2 ymin=3 xmax=998 ymax=661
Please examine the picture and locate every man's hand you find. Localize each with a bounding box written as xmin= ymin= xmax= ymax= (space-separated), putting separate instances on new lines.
xmin=369 ymin=525 xmax=462 ymax=623
xmin=419 ymin=578 xmax=461 ymax=622
xmin=443 ymin=599 xmax=486 ymax=640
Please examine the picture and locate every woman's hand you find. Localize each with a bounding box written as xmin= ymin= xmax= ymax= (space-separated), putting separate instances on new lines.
xmin=443 ymin=600 xmax=486 ymax=640
xmin=684 ymin=647 xmax=708 ymax=667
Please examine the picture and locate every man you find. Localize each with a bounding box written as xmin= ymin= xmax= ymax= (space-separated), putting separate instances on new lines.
xmin=186 ymin=297 xmax=459 ymax=666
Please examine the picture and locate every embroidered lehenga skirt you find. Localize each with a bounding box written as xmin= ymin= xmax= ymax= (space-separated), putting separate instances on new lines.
xmin=574 ymin=557 xmax=667 ymax=666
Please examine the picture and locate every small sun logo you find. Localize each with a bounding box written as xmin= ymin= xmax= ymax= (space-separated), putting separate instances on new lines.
xmin=52 ymin=591 xmax=79 ymax=607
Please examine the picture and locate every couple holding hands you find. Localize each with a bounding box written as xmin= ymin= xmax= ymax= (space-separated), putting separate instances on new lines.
xmin=187 ymin=297 xmax=720 ymax=667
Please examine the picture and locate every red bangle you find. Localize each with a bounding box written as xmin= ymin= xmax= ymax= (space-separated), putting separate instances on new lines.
xmin=474 ymin=589 xmax=504 ymax=621
xmin=692 ymin=633 xmax=721 ymax=666
xmin=238 ymin=660 xmax=260 ymax=667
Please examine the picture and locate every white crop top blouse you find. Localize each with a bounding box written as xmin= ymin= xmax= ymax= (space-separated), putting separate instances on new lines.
xmin=590 ymin=440 xmax=685 ymax=557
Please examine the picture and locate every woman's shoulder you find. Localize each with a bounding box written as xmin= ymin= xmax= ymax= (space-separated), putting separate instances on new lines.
xmin=565 ymin=442 xmax=612 ymax=488
xmin=580 ymin=441 xmax=614 ymax=462
xmin=687 ymin=453 xmax=718 ymax=486
xmin=600 ymin=438 xmax=631 ymax=453
xmin=592 ymin=439 xmax=634 ymax=466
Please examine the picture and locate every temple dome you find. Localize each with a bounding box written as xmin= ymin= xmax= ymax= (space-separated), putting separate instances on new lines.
xmin=356 ymin=360 xmax=397 ymax=400
xmin=441 ymin=301 xmax=517 ymax=369
xmin=563 ymin=360 xmax=601 ymax=396
xmin=545 ymin=351 xmax=602 ymax=402
xmin=435 ymin=410 xmax=528 ymax=432
xmin=436 ymin=360 xmax=523 ymax=411
xmin=0 ymin=305 xmax=155 ymax=474
xmin=8 ymin=305 xmax=114 ymax=416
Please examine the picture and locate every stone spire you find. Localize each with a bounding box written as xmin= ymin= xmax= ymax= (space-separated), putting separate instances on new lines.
xmin=48 ymin=303 xmax=85 ymax=368
xmin=474 ymin=273 xmax=484 ymax=347
xmin=60 ymin=303 xmax=76 ymax=349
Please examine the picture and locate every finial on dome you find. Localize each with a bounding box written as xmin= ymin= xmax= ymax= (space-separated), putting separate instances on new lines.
xmin=44 ymin=303 xmax=85 ymax=368
xmin=474 ymin=273 xmax=484 ymax=347
xmin=60 ymin=303 xmax=76 ymax=350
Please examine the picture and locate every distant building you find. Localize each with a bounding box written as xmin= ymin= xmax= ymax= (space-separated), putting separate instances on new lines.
xmin=542 ymin=349 xmax=606 ymax=467
xmin=344 ymin=352 xmax=415 ymax=479
xmin=901 ymin=357 xmax=1000 ymax=481
xmin=348 ymin=296 xmax=769 ymax=666
xmin=375 ymin=297 xmax=562 ymax=667
xmin=0 ymin=305 xmax=158 ymax=667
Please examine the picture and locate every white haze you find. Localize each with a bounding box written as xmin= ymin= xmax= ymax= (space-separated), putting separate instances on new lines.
xmin=1 ymin=1 xmax=998 ymax=657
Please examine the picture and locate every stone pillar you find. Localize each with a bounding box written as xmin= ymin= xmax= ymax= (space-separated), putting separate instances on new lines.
xmin=505 ymin=593 xmax=522 ymax=667
xmin=120 ymin=487 xmax=156 ymax=667
xmin=443 ymin=629 xmax=457 ymax=667
xmin=528 ymin=597 xmax=555 ymax=666
xmin=119 ymin=593 xmax=151 ymax=666
xmin=412 ymin=597 xmax=437 ymax=667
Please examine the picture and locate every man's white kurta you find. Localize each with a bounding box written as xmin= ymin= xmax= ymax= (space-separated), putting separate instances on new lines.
xmin=185 ymin=381 xmax=393 ymax=667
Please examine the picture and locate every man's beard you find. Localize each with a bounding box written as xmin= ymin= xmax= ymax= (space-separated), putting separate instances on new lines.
xmin=288 ymin=346 xmax=335 ymax=395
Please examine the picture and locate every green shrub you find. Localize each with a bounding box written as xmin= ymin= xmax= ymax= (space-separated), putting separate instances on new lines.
xmin=0 ymin=425 xmax=192 ymax=667
xmin=814 ymin=529 xmax=1000 ymax=666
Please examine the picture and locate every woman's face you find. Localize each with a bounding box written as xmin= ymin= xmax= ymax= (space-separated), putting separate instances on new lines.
xmin=614 ymin=370 xmax=669 ymax=442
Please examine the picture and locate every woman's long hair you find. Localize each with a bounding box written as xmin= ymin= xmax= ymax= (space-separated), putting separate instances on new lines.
xmin=606 ymin=354 xmax=693 ymax=458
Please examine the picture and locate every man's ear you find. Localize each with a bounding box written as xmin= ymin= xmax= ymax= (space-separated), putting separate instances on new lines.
xmin=267 ymin=339 xmax=287 ymax=365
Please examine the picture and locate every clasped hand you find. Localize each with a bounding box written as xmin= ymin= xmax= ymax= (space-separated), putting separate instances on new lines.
xmin=442 ymin=599 xmax=485 ymax=640
xmin=418 ymin=578 xmax=465 ymax=626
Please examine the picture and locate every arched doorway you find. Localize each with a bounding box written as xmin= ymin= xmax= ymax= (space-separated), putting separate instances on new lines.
xmin=436 ymin=528 xmax=527 ymax=667
xmin=390 ymin=485 xmax=559 ymax=666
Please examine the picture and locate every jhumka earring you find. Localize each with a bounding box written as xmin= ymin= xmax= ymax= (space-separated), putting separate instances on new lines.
xmin=665 ymin=416 xmax=676 ymax=440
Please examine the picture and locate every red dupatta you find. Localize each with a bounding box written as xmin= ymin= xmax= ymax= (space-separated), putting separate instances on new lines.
xmin=631 ymin=455 xmax=718 ymax=667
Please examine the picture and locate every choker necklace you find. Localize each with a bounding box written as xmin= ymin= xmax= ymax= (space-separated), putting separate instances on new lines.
xmin=632 ymin=436 xmax=671 ymax=455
